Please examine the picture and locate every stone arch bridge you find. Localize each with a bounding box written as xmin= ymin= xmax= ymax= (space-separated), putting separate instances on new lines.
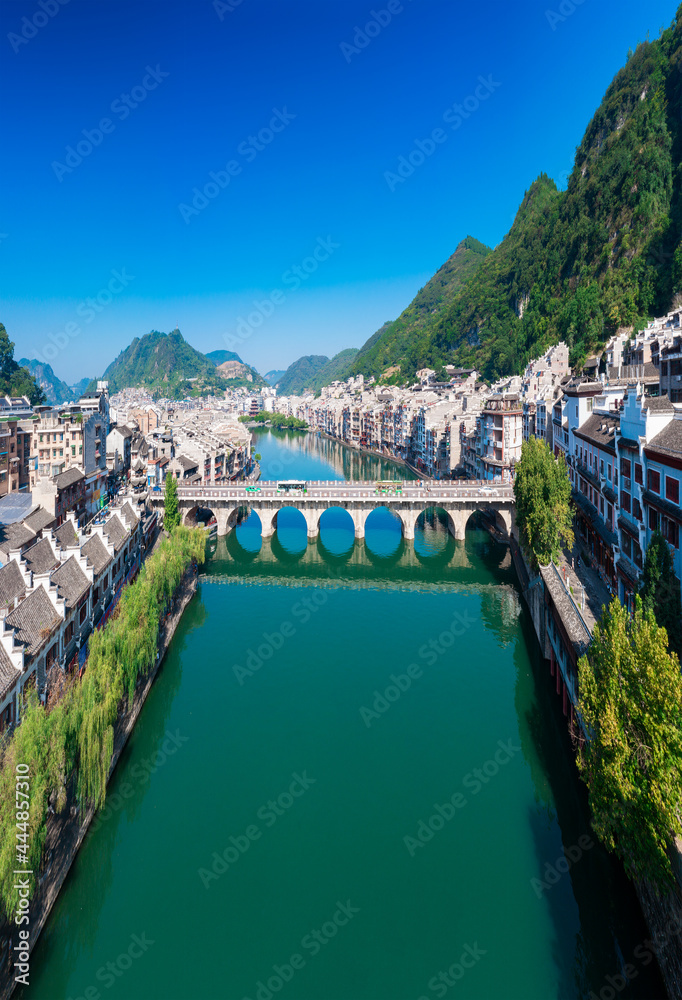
xmin=151 ymin=480 xmax=515 ymax=541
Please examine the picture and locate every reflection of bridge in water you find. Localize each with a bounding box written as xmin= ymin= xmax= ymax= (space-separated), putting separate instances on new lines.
xmin=201 ymin=528 xmax=523 ymax=648
xmin=150 ymin=480 xmax=515 ymax=540
xmin=202 ymin=523 xmax=515 ymax=585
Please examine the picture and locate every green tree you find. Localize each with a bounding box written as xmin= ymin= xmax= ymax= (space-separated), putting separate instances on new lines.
xmin=577 ymin=597 xmax=682 ymax=889
xmin=0 ymin=323 xmax=45 ymax=404
xmin=513 ymin=437 xmax=573 ymax=564
xmin=164 ymin=473 xmax=180 ymax=532
xmin=639 ymin=529 xmax=682 ymax=657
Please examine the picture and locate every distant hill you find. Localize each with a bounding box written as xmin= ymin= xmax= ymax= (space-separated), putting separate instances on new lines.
xmin=97 ymin=329 xmax=265 ymax=399
xmin=0 ymin=326 xmax=45 ymax=404
xmin=206 ymin=349 xmax=243 ymax=365
xmin=276 ymin=349 xmax=360 ymax=394
xmin=264 ymin=369 xmax=286 ymax=386
xmin=349 ymin=237 xmax=492 ymax=382
xmin=309 ymin=349 xmax=359 ymax=391
xmin=70 ymin=377 xmax=93 ymax=397
xmin=206 ymin=349 xmax=265 ymax=387
xmin=276 ymin=355 xmax=332 ymax=395
xmin=20 ymin=358 xmax=74 ymax=404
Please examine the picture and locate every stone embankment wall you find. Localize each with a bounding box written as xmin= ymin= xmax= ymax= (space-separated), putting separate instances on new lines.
xmin=0 ymin=567 xmax=198 ymax=1000
xmin=510 ymin=534 xmax=682 ymax=1000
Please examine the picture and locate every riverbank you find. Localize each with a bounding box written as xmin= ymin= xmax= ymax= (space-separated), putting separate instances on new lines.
xmin=511 ymin=533 xmax=681 ymax=1000
xmin=317 ymin=430 xmax=426 ymax=480
xmin=0 ymin=552 xmax=202 ymax=1000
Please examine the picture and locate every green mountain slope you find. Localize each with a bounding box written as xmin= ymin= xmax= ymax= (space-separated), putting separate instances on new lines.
xmin=350 ymin=237 xmax=492 ymax=381
xmin=376 ymin=12 xmax=682 ymax=382
xmin=99 ymin=329 xmax=265 ymax=398
xmin=20 ymin=358 xmax=74 ymax=404
xmin=308 ymin=349 xmax=359 ymax=391
xmin=0 ymin=326 xmax=45 ymax=404
xmin=276 ymin=355 xmax=331 ymax=394
xmin=206 ymin=350 xmax=243 ymax=365
xmin=264 ymin=369 xmax=286 ymax=386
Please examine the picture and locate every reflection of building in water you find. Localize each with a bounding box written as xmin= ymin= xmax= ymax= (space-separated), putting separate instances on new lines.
xmin=255 ymin=429 xmax=417 ymax=482
xmin=480 ymin=586 xmax=522 ymax=647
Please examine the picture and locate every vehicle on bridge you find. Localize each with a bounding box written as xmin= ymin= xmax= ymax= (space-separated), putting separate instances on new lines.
xmin=245 ymin=485 xmax=261 ymax=493
xmin=277 ymin=480 xmax=307 ymax=493
xmin=375 ymin=480 xmax=403 ymax=495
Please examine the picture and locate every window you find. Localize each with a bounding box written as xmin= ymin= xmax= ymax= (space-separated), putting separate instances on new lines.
xmin=635 ymin=463 xmax=643 ymax=485
xmin=575 ymin=405 xmax=578 ymax=418
xmin=80 ymin=604 xmax=87 ymax=624
xmin=621 ymin=458 xmax=631 ymax=477
xmin=649 ymin=507 xmax=659 ymax=531
xmin=600 ymin=497 xmax=604 ymax=515
xmin=72 ymin=447 xmax=76 ymax=456
xmin=586 ymin=399 xmax=593 ymax=412
xmin=621 ymin=491 xmax=631 ymax=513
xmin=607 ymin=464 xmax=612 ymax=481
xmin=633 ymin=498 xmax=643 ymax=521
xmin=648 ymin=469 xmax=661 ymax=494
xmin=621 ymin=533 xmax=631 ymax=558
xmin=600 ymin=460 xmax=604 ymax=476
xmin=607 ymin=503 xmax=613 ymax=523
xmin=665 ymin=477 xmax=680 ymax=505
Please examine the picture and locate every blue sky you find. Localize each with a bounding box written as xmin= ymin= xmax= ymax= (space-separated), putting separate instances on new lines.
xmin=0 ymin=0 xmax=678 ymax=381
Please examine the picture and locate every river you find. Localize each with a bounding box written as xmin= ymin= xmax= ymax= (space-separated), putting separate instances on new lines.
xmin=22 ymin=429 xmax=665 ymax=1000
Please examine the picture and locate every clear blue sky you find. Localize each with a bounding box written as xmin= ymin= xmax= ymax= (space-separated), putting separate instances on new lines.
xmin=0 ymin=0 xmax=677 ymax=381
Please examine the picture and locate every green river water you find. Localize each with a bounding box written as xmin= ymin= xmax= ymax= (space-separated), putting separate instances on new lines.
xmin=21 ymin=430 xmax=666 ymax=1000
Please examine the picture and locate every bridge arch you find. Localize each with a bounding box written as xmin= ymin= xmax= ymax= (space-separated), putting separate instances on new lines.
xmin=271 ymin=506 xmax=308 ymax=553
xmin=413 ymin=506 xmax=456 ymax=557
xmin=463 ymin=506 xmax=513 ymax=540
xmin=182 ymin=504 xmax=217 ymax=528
xmin=364 ymin=505 xmax=404 ymax=557
xmin=318 ymin=506 xmax=355 ymax=555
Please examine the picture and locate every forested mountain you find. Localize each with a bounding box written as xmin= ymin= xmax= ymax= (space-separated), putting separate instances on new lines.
xmin=309 ymin=349 xmax=359 ymax=391
xmin=98 ymin=329 xmax=265 ymax=398
xmin=206 ymin=349 xmax=243 ymax=365
xmin=0 ymin=326 xmax=45 ymax=404
xmin=351 ymin=11 xmax=682 ymax=383
xmin=350 ymin=237 xmax=492 ymax=381
xmin=276 ymin=355 xmax=332 ymax=394
xmin=264 ymin=369 xmax=286 ymax=386
xmin=205 ymin=348 xmax=266 ymax=386
xmin=20 ymin=358 xmax=74 ymax=404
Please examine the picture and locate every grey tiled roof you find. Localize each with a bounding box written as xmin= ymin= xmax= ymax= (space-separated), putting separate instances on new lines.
xmin=573 ymin=413 xmax=619 ymax=453
xmin=23 ymin=538 xmax=59 ymax=576
xmin=0 ymin=521 xmax=36 ymax=553
xmin=103 ymin=515 xmax=128 ymax=552
xmin=646 ymin=419 xmax=682 ymax=460
xmin=0 ymin=561 xmax=26 ymax=610
xmin=120 ymin=501 xmax=139 ymax=527
xmin=55 ymin=466 xmax=85 ymax=489
xmin=644 ymin=395 xmax=675 ymax=412
xmin=7 ymin=586 xmax=61 ymax=657
xmin=54 ymin=520 xmax=79 ymax=549
xmin=52 ymin=556 xmax=90 ymax=609
xmin=22 ymin=507 xmax=56 ymax=534
xmin=81 ymin=533 xmax=112 ymax=575
xmin=0 ymin=643 xmax=18 ymax=701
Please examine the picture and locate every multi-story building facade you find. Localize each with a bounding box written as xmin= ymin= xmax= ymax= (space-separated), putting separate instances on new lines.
xmin=476 ymin=394 xmax=523 ymax=481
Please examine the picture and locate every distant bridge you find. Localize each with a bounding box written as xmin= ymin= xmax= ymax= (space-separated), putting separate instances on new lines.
xmin=149 ymin=480 xmax=515 ymax=540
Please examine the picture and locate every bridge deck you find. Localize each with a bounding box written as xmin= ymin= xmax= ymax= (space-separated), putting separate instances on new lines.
xmin=171 ymin=480 xmax=514 ymax=502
